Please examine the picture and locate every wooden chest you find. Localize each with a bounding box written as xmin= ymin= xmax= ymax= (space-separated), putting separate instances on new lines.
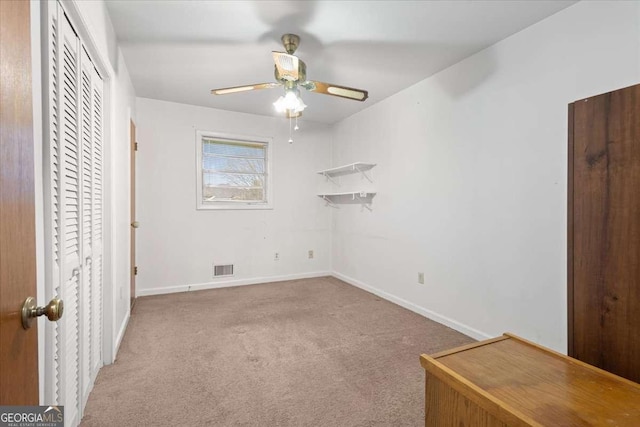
xmin=420 ymin=333 xmax=640 ymax=426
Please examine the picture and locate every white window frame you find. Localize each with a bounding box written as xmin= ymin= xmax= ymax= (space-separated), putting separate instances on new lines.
xmin=195 ymin=130 xmax=273 ymax=210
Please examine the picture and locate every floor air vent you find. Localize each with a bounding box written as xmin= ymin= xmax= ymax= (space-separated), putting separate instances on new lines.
xmin=213 ymin=264 xmax=234 ymax=277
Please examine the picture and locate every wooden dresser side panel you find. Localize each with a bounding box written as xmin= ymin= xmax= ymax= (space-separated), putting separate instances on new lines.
xmin=425 ymin=373 xmax=509 ymax=427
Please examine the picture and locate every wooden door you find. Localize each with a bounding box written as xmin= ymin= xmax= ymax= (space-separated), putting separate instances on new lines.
xmin=130 ymin=120 xmax=136 ymax=308
xmin=568 ymin=83 xmax=640 ymax=382
xmin=0 ymin=0 xmax=38 ymax=404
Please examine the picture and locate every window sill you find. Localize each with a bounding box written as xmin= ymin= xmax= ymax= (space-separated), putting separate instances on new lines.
xmin=197 ymin=203 xmax=273 ymax=211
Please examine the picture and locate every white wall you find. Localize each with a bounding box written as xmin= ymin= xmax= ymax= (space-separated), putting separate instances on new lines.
xmin=330 ymin=0 xmax=640 ymax=352
xmin=135 ymin=98 xmax=332 ymax=295
xmin=109 ymin=49 xmax=136 ymax=355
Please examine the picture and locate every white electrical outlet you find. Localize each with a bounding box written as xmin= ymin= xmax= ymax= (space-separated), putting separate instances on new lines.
xmin=274 ymin=252 xmax=280 ymax=261
xmin=418 ymin=272 xmax=425 ymax=285
xmin=308 ymin=250 xmax=314 ymax=259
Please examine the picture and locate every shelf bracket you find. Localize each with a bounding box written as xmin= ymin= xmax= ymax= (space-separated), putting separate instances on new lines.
xmin=353 ymin=165 xmax=373 ymax=183
xmin=355 ymin=192 xmax=373 ymax=211
xmin=322 ymin=196 xmax=340 ymax=209
xmin=323 ymin=173 xmax=339 ymax=186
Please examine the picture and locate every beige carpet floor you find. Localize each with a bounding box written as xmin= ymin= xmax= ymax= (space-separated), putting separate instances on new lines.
xmin=81 ymin=276 xmax=474 ymax=426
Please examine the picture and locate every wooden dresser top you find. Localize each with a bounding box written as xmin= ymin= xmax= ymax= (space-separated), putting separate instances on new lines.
xmin=420 ymin=334 xmax=640 ymax=426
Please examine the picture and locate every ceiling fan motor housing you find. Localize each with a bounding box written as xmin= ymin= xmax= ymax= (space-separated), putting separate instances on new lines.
xmin=274 ymin=60 xmax=306 ymax=84
xmin=281 ymin=33 xmax=300 ymax=54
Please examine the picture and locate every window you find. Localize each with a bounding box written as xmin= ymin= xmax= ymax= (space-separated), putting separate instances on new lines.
xmin=196 ymin=131 xmax=273 ymax=210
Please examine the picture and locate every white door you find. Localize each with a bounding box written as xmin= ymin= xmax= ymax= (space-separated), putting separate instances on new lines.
xmin=89 ymin=62 xmax=104 ymax=383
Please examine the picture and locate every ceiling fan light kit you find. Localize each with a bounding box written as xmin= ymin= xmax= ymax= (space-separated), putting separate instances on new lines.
xmin=210 ymin=33 xmax=369 ymax=141
xmin=273 ymin=87 xmax=307 ymax=114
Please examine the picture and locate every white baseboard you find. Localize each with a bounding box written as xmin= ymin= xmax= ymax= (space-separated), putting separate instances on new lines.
xmin=113 ymin=310 xmax=130 ymax=360
xmin=137 ymin=271 xmax=332 ymax=297
xmin=332 ymin=271 xmax=492 ymax=341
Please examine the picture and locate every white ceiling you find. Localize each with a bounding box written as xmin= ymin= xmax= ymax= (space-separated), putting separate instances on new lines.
xmin=105 ymin=0 xmax=576 ymax=124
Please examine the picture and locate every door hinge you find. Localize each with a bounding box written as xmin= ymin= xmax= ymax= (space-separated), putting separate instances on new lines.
xmin=134 ymin=266 xmax=138 ymax=275
xmin=135 ymin=142 xmax=139 ymax=151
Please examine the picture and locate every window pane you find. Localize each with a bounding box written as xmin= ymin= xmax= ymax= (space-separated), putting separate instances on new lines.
xmin=203 ymin=156 xmax=265 ymax=173
xmin=203 ymin=172 xmax=264 ymax=188
xmin=202 ymin=186 xmax=265 ymax=202
xmin=203 ymin=139 xmax=265 ymax=158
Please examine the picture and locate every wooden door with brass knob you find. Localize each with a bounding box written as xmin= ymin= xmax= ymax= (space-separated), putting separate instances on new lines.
xmin=0 ymin=0 xmax=39 ymax=405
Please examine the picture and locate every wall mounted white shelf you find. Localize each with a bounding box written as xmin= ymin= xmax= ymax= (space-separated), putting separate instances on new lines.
xmin=317 ymin=162 xmax=376 ymax=185
xmin=317 ymin=191 xmax=376 ymax=211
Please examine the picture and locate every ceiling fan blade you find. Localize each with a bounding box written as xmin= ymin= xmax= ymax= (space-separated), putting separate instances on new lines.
xmin=211 ymin=82 xmax=280 ymax=95
xmin=272 ymin=51 xmax=299 ymax=81
xmin=301 ymin=81 xmax=368 ymax=101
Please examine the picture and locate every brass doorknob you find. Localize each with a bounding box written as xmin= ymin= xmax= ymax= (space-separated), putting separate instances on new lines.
xmin=21 ymin=297 xmax=64 ymax=330
xmin=131 ymin=221 xmax=139 ymax=228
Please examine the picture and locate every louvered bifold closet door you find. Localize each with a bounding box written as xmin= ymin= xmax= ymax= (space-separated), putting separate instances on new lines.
xmin=43 ymin=1 xmax=63 ymax=408
xmin=59 ymin=10 xmax=82 ymax=427
xmin=79 ymin=46 xmax=94 ymax=406
xmin=45 ymin=3 xmax=104 ymax=425
xmin=90 ymin=65 xmax=104 ymax=380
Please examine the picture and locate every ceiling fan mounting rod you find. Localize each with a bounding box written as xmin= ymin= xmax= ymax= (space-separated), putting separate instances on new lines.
xmin=281 ymin=33 xmax=300 ymax=54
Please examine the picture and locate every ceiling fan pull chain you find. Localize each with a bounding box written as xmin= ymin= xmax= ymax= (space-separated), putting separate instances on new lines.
xmin=288 ymin=115 xmax=293 ymax=144
xmin=294 ymin=115 xmax=299 ymax=131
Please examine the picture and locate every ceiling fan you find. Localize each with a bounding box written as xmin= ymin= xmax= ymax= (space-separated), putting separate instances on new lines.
xmin=210 ymin=34 xmax=369 ymax=118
